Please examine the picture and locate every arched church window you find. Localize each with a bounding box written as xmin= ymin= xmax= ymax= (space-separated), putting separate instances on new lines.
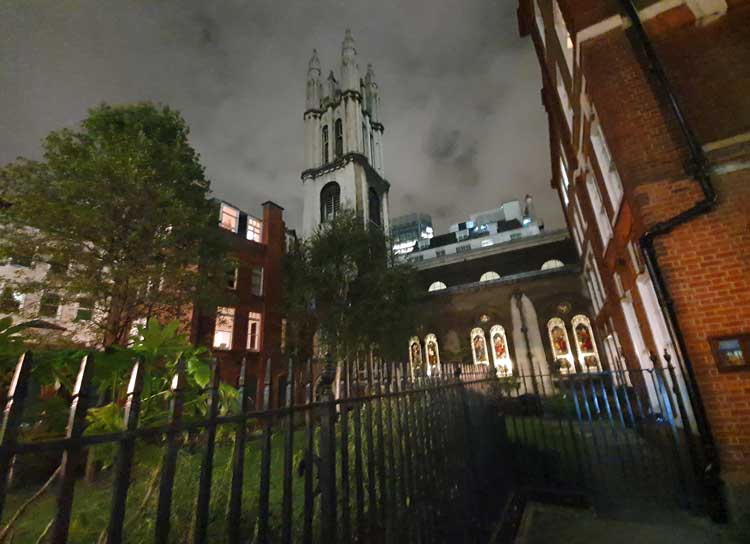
xmin=368 ymin=187 xmax=381 ymax=226
xmin=489 ymin=325 xmax=512 ymax=376
xmin=409 ymin=336 xmax=424 ymax=378
xmin=541 ymin=259 xmax=564 ymax=270
xmin=470 ymin=328 xmax=490 ymax=365
xmin=571 ymin=314 xmax=601 ymax=372
xmin=480 ymin=271 xmax=501 ymax=282
xmin=428 ymin=281 xmax=446 ymax=292
xmin=335 ymin=118 xmax=343 ymax=157
xmin=547 ymin=317 xmax=574 ymax=373
xmin=424 ymin=334 xmax=441 ymax=377
xmin=362 ymin=123 xmax=368 ymax=157
xmin=320 ymin=182 xmax=340 ymax=224
xmin=322 ymin=125 xmax=329 ymax=164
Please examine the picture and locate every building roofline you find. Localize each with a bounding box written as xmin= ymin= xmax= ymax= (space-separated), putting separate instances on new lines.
xmin=413 ymin=228 xmax=571 ymax=270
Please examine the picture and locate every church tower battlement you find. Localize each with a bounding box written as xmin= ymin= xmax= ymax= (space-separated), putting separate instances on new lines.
xmin=301 ymin=29 xmax=390 ymax=238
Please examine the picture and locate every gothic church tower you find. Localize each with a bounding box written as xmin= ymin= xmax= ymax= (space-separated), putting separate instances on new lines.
xmin=301 ymin=29 xmax=390 ymax=238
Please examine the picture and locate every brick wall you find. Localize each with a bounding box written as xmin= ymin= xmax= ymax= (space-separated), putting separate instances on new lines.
xmin=633 ymin=168 xmax=750 ymax=470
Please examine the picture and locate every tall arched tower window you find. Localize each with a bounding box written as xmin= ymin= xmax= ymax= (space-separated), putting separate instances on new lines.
xmin=322 ymin=125 xmax=329 ymax=164
xmin=335 ymin=118 xmax=343 ymax=157
xmin=368 ymin=187 xmax=381 ymax=226
xmin=320 ymin=182 xmax=340 ymax=224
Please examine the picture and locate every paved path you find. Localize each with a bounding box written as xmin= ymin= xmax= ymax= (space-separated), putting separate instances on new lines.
xmin=515 ymin=502 xmax=741 ymax=544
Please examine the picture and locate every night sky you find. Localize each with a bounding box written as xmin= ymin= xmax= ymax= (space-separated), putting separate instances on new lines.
xmin=0 ymin=0 xmax=562 ymax=232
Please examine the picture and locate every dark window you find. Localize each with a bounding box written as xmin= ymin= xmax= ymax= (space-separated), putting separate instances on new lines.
xmin=456 ymin=244 xmax=472 ymax=253
xmin=0 ymin=288 xmax=22 ymax=313
xmin=320 ymin=182 xmax=341 ymax=224
xmin=334 ymin=118 xmax=343 ymax=157
xmin=39 ymin=293 xmax=61 ymax=318
xmin=362 ymin=124 xmax=368 ymax=155
xmin=436 ymin=249 xmax=446 ymax=257
xmin=278 ymin=374 xmax=288 ymax=407
xmin=226 ymin=267 xmax=238 ymax=290
xmin=251 ymin=267 xmax=263 ymax=296
xmin=75 ymin=298 xmax=93 ymax=321
xmin=710 ymin=334 xmax=750 ymax=372
xmin=322 ymin=125 xmax=329 ymax=163
xmin=368 ymin=188 xmax=381 ymax=226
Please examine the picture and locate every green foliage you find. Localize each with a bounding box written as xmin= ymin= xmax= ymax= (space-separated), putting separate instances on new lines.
xmin=0 ymin=316 xmax=26 ymax=369
xmin=0 ymin=102 xmax=229 ymax=347
xmin=283 ymin=210 xmax=419 ymax=361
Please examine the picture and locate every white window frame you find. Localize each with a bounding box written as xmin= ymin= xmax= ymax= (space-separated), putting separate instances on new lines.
xmin=553 ymin=0 xmax=574 ymax=73
xmin=213 ymin=307 xmax=235 ymax=350
xmin=556 ymin=65 xmax=573 ymax=131
xmin=559 ymin=156 xmax=570 ymax=206
xmin=534 ymin=0 xmax=546 ymax=49
xmin=585 ymin=170 xmax=613 ymax=250
xmin=247 ymin=311 xmax=262 ymax=351
xmin=428 ymin=281 xmax=447 ymax=292
xmin=590 ymin=113 xmax=624 ymax=218
xmin=246 ymin=216 xmax=263 ymax=243
xmin=220 ymin=204 xmax=240 ymax=233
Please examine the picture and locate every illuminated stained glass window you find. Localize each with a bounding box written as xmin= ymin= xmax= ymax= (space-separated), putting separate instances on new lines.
xmin=572 ymin=314 xmax=601 ymax=372
xmin=489 ymin=325 xmax=512 ymax=376
xmin=409 ymin=336 xmax=424 ymax=377
xmin=470 ymin=328 xmax=489 ymax=365
xmin=547 ymin=317 xmax=574 ymax=373
xmin=424 ymin=333 xmax=441 ymax=376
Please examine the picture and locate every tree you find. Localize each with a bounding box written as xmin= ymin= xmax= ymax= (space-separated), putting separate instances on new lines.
xmin=0 ymin=103 xmax=228 ymax=347
xmin=284 ymin=210 xmax=419 ymax=363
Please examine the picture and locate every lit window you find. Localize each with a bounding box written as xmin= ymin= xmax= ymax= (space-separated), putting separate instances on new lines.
xmin=424 ymin=333 xmax=441 ymax=376
xmin=409 ymin=336 xmax=424 ymax=377
xmin=489 ymin=324 xmax=512 ymax=376
xmin=541 ymin=259 xmax=564 ymax=270
xmin=75 ymin=298 xmax=93 ymax=322
xmin=481 ymin=239 xmax=494 ymax=247
xmin=470 ymin=328 xmax=490 ymax=365
xmin=220 ymin=204 xmax=239 ymax=233
xmin=480 ymin=271 xmax=501 ymax=282
xmin=39 ymin=293 xmax=61 ymax=319
xmin=428 ymin=281 xmax=447 ymax=292
xmin=246 ymin=217 xmax=263 ymax=243
xmin=559 ymin=156 xmax=570 ymax=206
xmin=251 ymin=267 xmax=263 ymax=296
xmin=213 ymin=307 xmax=235 ymax=350
xmin=227 ymin=267 xmax=238 ymax=290
xmin=548 ymin=317 xmax=574 ymax=373
xmin=247 ymin=311 xmax=262 ymax=351
xmin=0 ymin=288 xmax=23 ymax=314
xmin=571 ymin=314 xmax=601 ymax=372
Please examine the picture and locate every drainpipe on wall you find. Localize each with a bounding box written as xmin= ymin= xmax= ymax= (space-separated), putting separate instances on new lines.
xmin=618 ymin=0 xmax=724 ymax=521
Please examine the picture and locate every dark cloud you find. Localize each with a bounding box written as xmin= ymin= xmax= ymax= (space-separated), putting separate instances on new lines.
xmin=0 ymin=0 xmax=562 ymax=232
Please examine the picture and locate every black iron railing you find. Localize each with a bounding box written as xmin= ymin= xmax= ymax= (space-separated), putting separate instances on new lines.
xmin=0 ymin=352 xmax=511 ymax=543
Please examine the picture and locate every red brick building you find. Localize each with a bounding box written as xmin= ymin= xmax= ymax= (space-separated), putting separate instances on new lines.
xmin=518 ymin=0 xmax=750 ymax=527
xmin=190 ymin=200 xmax=288 ymax=409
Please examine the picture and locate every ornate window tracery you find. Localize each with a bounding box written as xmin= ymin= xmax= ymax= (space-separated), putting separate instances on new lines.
xmin=547 ymin=317 xmax=574 ymax=373
xmin=489 ymin=325 xmax=512 ymax=376
xmin=320 ymin=182 xmax=341 ymax=224
xmin=571 ymin=314 xmax=601 ymax=371
xmin=409 ymin=336 xmax=424 ymax=377
xmin=424 ymin=333 xmax=441 ymax=376
xmin=470 ymin=328 xmax=489 ymax=365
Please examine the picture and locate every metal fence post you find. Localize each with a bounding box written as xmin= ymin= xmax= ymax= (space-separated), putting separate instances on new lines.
xmin=281 ymin=356 xmax=296 ymax=544
xmin=106 ymin=357 xmax=145 ymax=544
xmin=256 ymin=358 xmax=274 ymax=543
xmin=193 ymin=359 xmax=221 ymax=544
xmin=318 ymin=353 xmax=337 ymax=543
xmin=227 ymin=357 xmax=250 ymax=544
xmin=0 ymin=351 xmax=33 ymax=524
xmin=51 ymin=353 xmax=96 ymax=543
xmin=155 ymin=358 xmax=188 ymax=544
